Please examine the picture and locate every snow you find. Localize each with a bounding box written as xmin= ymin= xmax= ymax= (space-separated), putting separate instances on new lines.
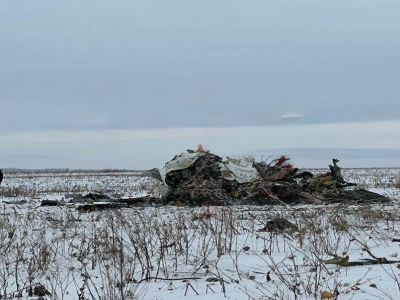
xmin=0 ymin=168 xmax=399 ymax=299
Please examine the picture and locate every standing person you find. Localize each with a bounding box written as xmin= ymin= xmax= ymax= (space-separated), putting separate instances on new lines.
xmin=0 ymin=170 xmax=3 ymax=186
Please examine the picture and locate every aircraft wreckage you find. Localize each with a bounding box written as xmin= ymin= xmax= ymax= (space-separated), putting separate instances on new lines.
xmin=72 ymin=146 xmax=390 ymax=211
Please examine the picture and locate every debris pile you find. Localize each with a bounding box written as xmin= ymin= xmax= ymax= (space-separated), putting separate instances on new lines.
xmin=159 ymin=146 xmax=389 ymax=206
xmin=36 ymin=146 xmax=392 ymax=211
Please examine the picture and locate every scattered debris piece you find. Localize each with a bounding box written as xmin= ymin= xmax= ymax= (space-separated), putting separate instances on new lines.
xmin=258 ymin=217 xmax=298 ymax=233
xmin=32 ymin=284 xmax=50 ymax=297
xmin=242 ymin=246 xmax=250 ymax=252
xmin=2 ymin=199 xmax=28 ymax=205
xmin=82 ymin=193 xmax=110 ymax=201
xmin=143 ymin=168 xmax=163 ymax=182
xmin=77 ymin=202 xmax=125 ymax=212
xmin=324 ymin=255 xmax=400 ymax=267
xmin=77 ymin=196 xmax=159 ymax=212
xmin=40 ymin=200 xmax=62 ymax=207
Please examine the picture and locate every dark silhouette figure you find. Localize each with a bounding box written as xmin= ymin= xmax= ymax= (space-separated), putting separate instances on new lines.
xmin=329 ymin=158 xmax=345 ymax=184
xmin=0 ymin=170 xmax=3 ymax=186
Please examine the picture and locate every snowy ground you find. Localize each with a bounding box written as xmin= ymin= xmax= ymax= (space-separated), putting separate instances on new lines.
xmin=0 ymin=168 xmax=399 ymax=300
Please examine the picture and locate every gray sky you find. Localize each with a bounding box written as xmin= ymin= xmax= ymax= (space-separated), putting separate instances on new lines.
xmin=1 ymin=0 xmax=400 ymax=169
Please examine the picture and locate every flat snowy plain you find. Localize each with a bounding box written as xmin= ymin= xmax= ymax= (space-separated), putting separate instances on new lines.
xmin=0 ymin=168 xmax=399 ymax=300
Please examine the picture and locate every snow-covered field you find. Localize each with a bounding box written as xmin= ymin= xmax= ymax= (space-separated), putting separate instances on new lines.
xmin=0 ymin=168 xmax=400 ymax=300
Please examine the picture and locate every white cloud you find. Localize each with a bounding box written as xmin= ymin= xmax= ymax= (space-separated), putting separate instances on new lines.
xmin=280 ymin=113 xmax=304 ymax=120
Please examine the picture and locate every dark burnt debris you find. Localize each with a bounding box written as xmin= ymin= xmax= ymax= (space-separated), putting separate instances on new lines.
xmin=160 ymin=148 xmax=390 ymax=206
xmin=41 ymin=147 xmax=392 ymax=212
xmin=3 ymin=148 xmax=390 ymax=213
xmin=257 ymin=217 xmax=298 ymax=233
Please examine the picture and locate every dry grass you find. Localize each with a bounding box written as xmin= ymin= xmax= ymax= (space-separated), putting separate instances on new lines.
xmin=0 ymin=204 xmax=400 ymax=299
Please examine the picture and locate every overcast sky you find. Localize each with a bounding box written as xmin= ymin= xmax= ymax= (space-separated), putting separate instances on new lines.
xmin=1 ymin=0 xmax=399 ymax=169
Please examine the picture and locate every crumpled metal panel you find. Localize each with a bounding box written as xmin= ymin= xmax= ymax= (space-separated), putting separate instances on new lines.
xmin=161 ymin=151 xmax=260 ymax=183
xmin=223 ymin=157 xmax=259 ymax=183
xmin=160 ymin=151 xmax=200 ymax=182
